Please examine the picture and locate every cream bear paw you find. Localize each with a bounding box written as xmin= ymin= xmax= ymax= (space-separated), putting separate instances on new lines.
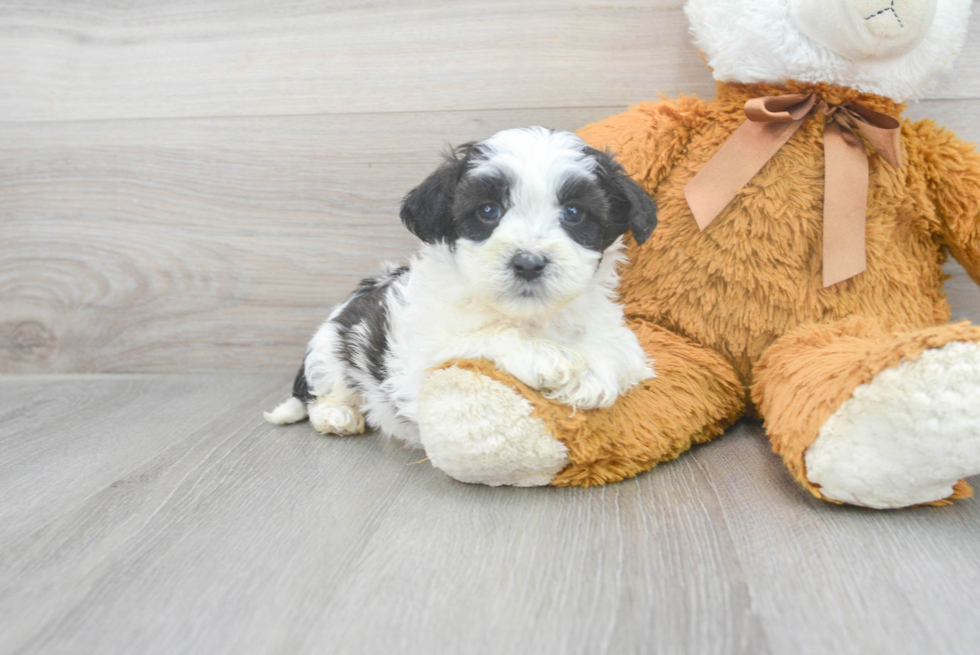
xmin=418 ymin=366 xmax=570 ymax=487
xmin=805 ymin=341 xmax=980 ymax=509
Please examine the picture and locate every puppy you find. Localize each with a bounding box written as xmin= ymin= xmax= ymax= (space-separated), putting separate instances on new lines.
xmin=264 ymin=127 xmax=657 ymax=446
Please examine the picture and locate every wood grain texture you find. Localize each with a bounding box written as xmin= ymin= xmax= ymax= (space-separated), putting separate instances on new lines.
xmin=0 ymin=107 xmax=618 ymax=373
xmin=0 ymin=0 xmax=714 ymax=123
xmin=3 ymin=0 xmax=977 ymax=125
xmin=1 ymin=3 xmax=979 ymax=374
xmin=3 ymin=101 xmax=980 ymax=373
xmin=690 ymin=427 xmax=980 ymax=655
xmin=4 ymin=6 xmax=980 ymax=654
xmin=0 ymin=374 xmax=279 ymax=549
xmin=1 ymin=374 xmax=978 ymax=655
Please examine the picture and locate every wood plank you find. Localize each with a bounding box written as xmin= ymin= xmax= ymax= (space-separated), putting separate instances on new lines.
xmin=284 ymin=457 xmax=768 ymax=655
xmin=690 ymin=423 xmax=980 ymax=655
xmin=3 ymin=101 xmax=980 ymax=374
xmin=4 ymin=375 xmax=980 ymax=654
xmin=0 ymin=374 xmax=282 ymax=549
xmin=945 ymin=261 xmax=980 ymax=324
xmin=0 ymin=0 xmax=714 ymax=123
xmin=0 ymin=374 xmax=428 ymax=655
xmin=3 ymin=1 xmax=978 ymax=125
xmin=0 ymin=374 xmax=767 ymax=655
xmin=0 ymin=107 xmax=620 ymax=373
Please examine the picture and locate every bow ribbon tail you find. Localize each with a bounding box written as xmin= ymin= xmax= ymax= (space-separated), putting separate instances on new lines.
xmin=822 ymin=120 xmax=869 ymax=287
xmin=683 ymin=116 xmax=807 ymax=231
xmin=682 ymin=94 xmax=902 ymax=288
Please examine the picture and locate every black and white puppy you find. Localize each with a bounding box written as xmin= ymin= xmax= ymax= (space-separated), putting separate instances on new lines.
xmin=265 ymin=127 xmax=657 ymax=445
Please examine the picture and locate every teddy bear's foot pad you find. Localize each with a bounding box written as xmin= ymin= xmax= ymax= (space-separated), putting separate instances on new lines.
xmin=805 ymin=341 xmax=980 ymax=509
xmin=418 ymin=366 xmax=569 ymax=486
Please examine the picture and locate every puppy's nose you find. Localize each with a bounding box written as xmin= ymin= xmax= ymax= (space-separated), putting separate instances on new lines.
xmin=511 ymin=251 xmax=549 ymax=281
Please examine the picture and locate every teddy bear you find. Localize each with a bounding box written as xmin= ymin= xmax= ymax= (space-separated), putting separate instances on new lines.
xmin=414 ymin=0 xmax=980 ymax=509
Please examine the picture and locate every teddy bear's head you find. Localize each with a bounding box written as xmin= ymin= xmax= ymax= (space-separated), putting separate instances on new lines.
xmin=685 ymin=0 xmax=972 ymax=101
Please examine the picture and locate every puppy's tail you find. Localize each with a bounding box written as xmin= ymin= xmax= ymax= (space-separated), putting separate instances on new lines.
xmin=264 ymin=397 xmax=309 ymax=425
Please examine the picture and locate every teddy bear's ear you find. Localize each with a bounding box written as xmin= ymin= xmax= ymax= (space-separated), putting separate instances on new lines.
xmin=586 ymin=147 xmax=658 ymax=246
xmin=400 ymin=144 xmax=473 ymax=244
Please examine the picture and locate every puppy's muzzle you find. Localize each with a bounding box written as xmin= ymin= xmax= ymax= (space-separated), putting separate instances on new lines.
xmin=511 ymin=251 xmax=549 ymax=281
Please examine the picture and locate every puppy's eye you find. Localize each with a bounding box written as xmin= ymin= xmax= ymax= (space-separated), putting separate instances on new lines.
xmin=476 ymin=203 xmax=503 ymax=223
xmin=561 ymin=205 xmax=585 ymax=225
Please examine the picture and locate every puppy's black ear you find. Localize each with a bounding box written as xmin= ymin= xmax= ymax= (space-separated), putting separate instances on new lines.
xmin=614 ymin=174 xmax=657 ymax=246
xmin=400 ymin=144 xmax=472 ymax=244
xmin=586 ymin=147 xmax=658 ymax=246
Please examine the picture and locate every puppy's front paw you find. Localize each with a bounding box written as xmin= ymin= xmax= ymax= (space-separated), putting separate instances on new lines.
xmin=530 ymin=344 xmax=585 ymax=391
xmin=545 ymin=360 xmax=654 ymax=410
xmin=544 ymin=370 xmax=619 ymax=410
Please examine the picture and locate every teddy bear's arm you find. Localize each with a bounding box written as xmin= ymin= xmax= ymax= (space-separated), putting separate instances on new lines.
xmin=914 ymin=119 xmax=980 ymax=285
xmin=577 ymin=95 xmax=708 ymax=195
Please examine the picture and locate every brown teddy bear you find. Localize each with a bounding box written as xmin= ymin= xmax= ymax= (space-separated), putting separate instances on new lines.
xmin=416 ymin=0 xmax=980 ymax=509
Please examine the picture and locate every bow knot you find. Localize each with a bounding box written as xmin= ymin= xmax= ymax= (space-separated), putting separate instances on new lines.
xmin=683 ymin=93 xmax=903 ymax=287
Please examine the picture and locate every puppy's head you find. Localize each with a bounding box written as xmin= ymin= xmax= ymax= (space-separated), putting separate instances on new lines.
xmin=400 ymin=127 xmax=656 ymax=315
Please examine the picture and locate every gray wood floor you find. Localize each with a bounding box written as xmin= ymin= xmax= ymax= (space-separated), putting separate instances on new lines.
xmin=5 ymin=3 xmax=980 ymax=654
xmin=2 ymin=374 xmax=979 ymax=655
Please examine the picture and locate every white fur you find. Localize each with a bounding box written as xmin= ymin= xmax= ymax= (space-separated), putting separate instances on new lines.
xmin=456 ymin=127 xmax=621 ymax=317
xmin=684 ymin=0 xmax=972 ymax=101
xmin=266 ymin=128 xmax=654 ymax=463
xmin=419 ymin=366 xmax=570 ymax=486
xmin=805 ymin=341 xmax=980 ymax=509
xmin=384 ymin=237 xmax=653 ymax=445
xmin=309 ymin=400 xmax=366 ymax=436
xmin=470 ymin=128 xmax=598 ymax=192
xmin=263 ymin=397 xmax=308 ymax=424
xmin=790 ymin=0 xmax=940 ymax=62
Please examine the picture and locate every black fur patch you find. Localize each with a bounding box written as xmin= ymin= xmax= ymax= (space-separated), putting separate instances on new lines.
xmin=292 ymin=266 xmax=408 ymax=399
xmin=556 ymin=175 xmax=612 ymax=251
xmin=401 ymin=136 xmax=656 ymax=249
xmin=331 ymin=266 xmax=408 ymax=388
xmin=452 ymin=171 xmax=511 ymax=242
xmin=583 ymin=147 xmax=658 ymax=246
xmin=400 ymin=144 xmax=475 ymax=244
xmin=292 ymin=364 xmax=314 ymax=402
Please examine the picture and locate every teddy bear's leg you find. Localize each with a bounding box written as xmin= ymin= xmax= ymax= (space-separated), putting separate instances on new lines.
xmin=418 ymin=320 xmax=746 ymax=487
xmin=753 ymin=318 xmax=980 ymax=509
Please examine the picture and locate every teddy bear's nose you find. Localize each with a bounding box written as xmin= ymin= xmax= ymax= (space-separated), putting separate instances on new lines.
xmin=863 ymin=0 xmax=906 ymax=38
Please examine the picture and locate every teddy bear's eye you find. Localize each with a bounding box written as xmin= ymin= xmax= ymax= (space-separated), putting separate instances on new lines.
xmin=476 ymin=203 xmax=503 ymax=223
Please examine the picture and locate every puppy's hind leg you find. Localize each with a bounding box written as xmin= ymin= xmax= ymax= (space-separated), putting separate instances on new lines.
xmin=304 ymin=324 xmax=368 ymax=436
xmin=264 ymin=363 xmax=313 ymax=424
xmin=308 ymin=395 xmax=366 ymax=436
xmin=264 ymin=362 xmax=313 ymax=425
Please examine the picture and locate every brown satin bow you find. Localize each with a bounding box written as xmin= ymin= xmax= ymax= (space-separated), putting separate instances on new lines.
xmin=683 ymin=93 xmax=904 ymax=287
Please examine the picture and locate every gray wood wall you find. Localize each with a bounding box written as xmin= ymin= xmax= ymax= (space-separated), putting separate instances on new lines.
xmin=3 ymin=1 xmax=980 ymax=373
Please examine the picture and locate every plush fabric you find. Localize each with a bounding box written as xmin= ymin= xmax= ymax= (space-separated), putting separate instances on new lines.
xmin=568 ymin=80 xmax=980 ymax=501
xmin=580 ymin=81 xmax=980 ymax=382
xmin=439 ymin=320 xmax=745 ymax=486
xmin=684 ymin=0 xmax=972 ymax=102
xmin=426 ymin=79 xmax=980 ymax=504
xmin=415 ymin=4 xmax=980 ymax=508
